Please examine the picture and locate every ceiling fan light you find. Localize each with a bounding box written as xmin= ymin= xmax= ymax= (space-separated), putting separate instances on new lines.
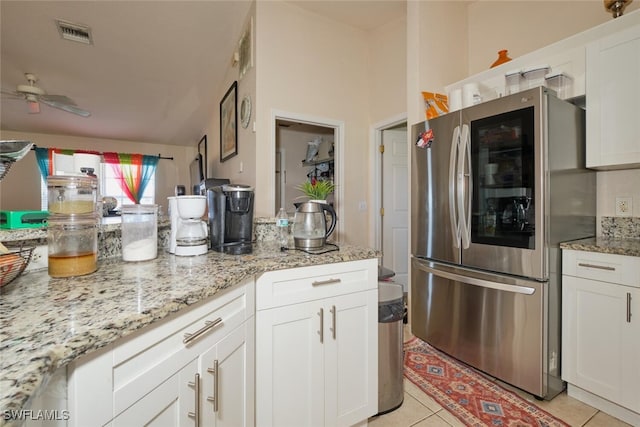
xmin=27 ymin=99 xmax=40 ymax=114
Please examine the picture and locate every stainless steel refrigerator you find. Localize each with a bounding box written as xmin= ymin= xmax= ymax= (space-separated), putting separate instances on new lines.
xmin=410 ymin=87 xmax=596 ymax=399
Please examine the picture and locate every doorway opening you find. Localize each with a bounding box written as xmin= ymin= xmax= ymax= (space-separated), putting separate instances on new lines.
xmin=272 ymin=111 xmax=344 ymax=241
xmin=373 ymin=115 xmax=408 ymax=291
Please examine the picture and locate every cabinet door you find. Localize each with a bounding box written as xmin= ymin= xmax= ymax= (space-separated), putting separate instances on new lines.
xmin=562 ymin=276 xmax=637 ymax=406
xmin=586 ymin=24 xmax=640 ymax=169
xmin=256 ymin=300 xmax=325 ymax=427
xmin=111 ymin=358 xmax=197 ymax=427
xmin=325 ymin=289 xmax=378 ymax=427
xmin=200 ymin=321 xmax=255 ymax=427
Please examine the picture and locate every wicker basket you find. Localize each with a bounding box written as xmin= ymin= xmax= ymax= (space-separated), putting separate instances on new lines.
xmin=0 ymin=246 xmax=34 ymax=288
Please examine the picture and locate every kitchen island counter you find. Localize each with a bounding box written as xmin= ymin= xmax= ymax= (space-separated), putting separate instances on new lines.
xmin=0 ymin=243 xmax=379 ymax=424
xmin=560 ymin=236 xmax=640 ymax=257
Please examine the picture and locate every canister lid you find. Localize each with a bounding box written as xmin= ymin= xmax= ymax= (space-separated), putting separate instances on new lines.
xmin=47 ymin=174 xmax=97 ymax=189
xmin=47 ymin=212 xmax=99 ymax=226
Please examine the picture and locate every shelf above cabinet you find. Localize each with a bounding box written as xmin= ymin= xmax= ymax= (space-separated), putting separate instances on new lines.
xmin=302 ymin=157 xmax=334 ymax=167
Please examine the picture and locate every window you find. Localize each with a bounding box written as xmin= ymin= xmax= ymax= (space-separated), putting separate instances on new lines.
xmin=100 ymin=163 xmax=155 ymax=209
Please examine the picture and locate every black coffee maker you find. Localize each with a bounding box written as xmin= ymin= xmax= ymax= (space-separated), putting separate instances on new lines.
xmin=206 ymin=184 xmax=254 ymax=254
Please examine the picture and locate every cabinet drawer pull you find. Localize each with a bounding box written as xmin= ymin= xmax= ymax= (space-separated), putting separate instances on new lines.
xmin=627 ymin=293 xmax=632 ymax=323
xmin=183 ymin=317 xmax=223 ymax=345
xmin=206 ymin=359 xmax=219 ymax=412
xmin=577 ymin=262 xmax=615 ymax=271
xmin=312 ymin=278 xmax=342 ymax=286
xmin=318 ymin=308 xmax=324 ymax=343
xmin=188 ymin=373 xmax=201 ymax=427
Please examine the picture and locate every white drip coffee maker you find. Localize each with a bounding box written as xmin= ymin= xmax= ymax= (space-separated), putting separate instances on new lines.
xmin=171 ymin=195 xmax=208 ymax=256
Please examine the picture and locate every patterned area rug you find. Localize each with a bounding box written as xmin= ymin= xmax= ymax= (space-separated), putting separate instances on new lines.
xmin=404 ymin=337 xmax=569 ymax=427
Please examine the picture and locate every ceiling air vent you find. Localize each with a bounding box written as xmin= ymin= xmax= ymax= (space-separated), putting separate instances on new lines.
xmin=56 ymin=20 xmax=92 ymax=45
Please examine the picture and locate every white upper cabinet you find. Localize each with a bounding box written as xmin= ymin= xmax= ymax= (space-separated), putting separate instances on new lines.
xmin=586 ymin=24 xmax=640 ymax=170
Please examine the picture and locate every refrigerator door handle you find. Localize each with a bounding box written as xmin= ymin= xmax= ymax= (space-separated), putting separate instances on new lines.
xmin=413 ymin=260 xmax=536 ymax=295
xmin=449 ymin=125 xmax=461 ymax=248
xmin=459 ymin=124 xmax=472 ymax=249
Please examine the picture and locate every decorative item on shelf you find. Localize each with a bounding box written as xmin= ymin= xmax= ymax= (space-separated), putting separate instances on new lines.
xmin=522 ymin=65 xmax=550 ymax=89
xmin=490 ymin=50 xmax=512 ymax=68
xmin=604 ymin=0 xmax=632 ymax=17
xmin=296 ymin=178 xmax=335 ymax=202
xmin=505 ymin=69 xmax=522 ymax=95
xmin=545 ymin=72 xmax=573 ymax=99
xmin=305 ymin=137 xmax=322 ymax=162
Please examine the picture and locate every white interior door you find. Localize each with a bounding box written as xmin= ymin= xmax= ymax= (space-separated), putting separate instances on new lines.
xmin=381 ymin=128 xmax=408 ymax=292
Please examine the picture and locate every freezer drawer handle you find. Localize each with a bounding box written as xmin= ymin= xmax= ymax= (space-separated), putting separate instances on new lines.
xmin=415 ymin=263 xmax=535 ymax=295
xmin=577 ymin=262 xmax=615 ymax=271
xmin=312 ymin=278 xmax=341 ymax=286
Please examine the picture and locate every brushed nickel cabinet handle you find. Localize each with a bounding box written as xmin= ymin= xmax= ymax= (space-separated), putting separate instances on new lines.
xmin=312 ymin=278 xmax=341 ymax=286
xmin=627 ymin=293 xmax=632 ymax=323
xmin=206 ymin=359 xmax=219 ymax=413
xmin=318 ymin=308 xmax=324 ymax=343
xmin=578 ymin=262 xmax=615 ymax=271
xmin=188 ymin=373 xmax=201 ymax=427
xmin=330 ymin=305 xmax=336 ymax=340
xmin=183 ymin=317 xmax=223 ymax=344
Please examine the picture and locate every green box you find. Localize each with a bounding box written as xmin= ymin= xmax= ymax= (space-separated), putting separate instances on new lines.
xmin=0 ymin=210 xmax=49 ymax=229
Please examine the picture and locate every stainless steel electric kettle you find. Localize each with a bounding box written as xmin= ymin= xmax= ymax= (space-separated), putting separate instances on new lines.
xmin=292 ymin=201 xmax=337 ymax=249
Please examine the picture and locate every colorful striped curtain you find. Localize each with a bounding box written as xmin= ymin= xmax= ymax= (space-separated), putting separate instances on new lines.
xmin=103 ymin=152 xmax=159 ymax=204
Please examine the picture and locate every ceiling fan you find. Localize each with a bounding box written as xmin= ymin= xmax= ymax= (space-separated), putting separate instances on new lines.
xmin=1 ymin=73 xmax=91 ymax=117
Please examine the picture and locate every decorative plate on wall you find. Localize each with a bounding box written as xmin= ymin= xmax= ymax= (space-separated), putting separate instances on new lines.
xmin=240 ymin=95 xmax=251 ymax=129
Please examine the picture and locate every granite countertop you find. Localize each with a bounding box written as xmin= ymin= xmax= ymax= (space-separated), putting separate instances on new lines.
xmin=0 ymin=242 xmax=379 ymax=424
xmin=560 ymin=237 xmax=640 ymax=257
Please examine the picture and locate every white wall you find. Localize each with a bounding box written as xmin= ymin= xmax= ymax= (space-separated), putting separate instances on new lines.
xmin=0 ymin=129 xmax=194 ymax=214
xmin=467 ymin=0 xmax=640 ymax=75
xmin=255 ymin=1 xmax=371 ymax=245
xmin=367 ymin=14 xmax=407 ymax=125
xmin=205 ymin=3 xmax=257 ymax=188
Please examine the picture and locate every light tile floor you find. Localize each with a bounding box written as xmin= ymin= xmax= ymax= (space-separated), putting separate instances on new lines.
xmin=369 ymin=325 xmax=632 ymax=427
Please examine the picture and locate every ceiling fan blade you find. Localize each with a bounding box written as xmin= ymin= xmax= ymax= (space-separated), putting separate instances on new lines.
xmin=40 ymin=94 xmax=77 ymax=106
xmin=0 ymin=88 xmax=24 ymax=100
xmin=40 ymin=97 xmax=91 ymax=117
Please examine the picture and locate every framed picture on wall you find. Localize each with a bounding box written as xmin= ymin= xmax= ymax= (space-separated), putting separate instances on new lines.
xmin=238 ymin=17 xmax=253 ymax=80
xmin=220 ymin=81 xmax=238 ymax=162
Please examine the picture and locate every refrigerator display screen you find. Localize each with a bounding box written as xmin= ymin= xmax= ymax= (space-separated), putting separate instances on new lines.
xmin=470 ymin=106 xmax=535 ymax=249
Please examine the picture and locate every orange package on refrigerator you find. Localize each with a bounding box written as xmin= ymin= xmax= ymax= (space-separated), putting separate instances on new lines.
xmin=421 ymin=92 xmax=448 ymax=120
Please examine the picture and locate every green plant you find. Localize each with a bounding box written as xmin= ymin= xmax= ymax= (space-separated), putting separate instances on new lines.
xmin=297 ymin=179 xmax=335 ymax=200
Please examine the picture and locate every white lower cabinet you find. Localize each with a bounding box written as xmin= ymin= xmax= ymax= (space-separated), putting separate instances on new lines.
xmin=255 ymin=259 xmax=378 ymax=427
xmin=29 ymin=279 xmax=255 ymax=427
xmin=562 ymin=250 xmax=640 ymax=424
xmin=111 ymin=358 xmax=198 ymax=427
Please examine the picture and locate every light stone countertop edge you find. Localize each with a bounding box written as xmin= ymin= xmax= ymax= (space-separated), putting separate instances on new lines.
xmin=559 ymin=237 xmax=640 ymax=257
xmin=0 ymin=243 xmax=380 ymax=426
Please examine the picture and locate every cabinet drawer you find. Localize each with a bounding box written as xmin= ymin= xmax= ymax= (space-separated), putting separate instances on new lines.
xmin=256 ymin=259 xmax=377 ymax=310
xmin=112 ymin=283 xmax=250 ymax=416
xmin=563 ymin=250 xmax=640 ymax=287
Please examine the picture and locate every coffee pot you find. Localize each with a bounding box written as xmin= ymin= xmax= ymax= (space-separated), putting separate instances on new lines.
xmin=292 ymin=201 xmax=337 ymax=250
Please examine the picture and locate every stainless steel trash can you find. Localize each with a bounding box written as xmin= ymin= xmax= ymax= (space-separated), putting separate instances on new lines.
xmin=377 ymin=281 xmax=404 ymax=415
